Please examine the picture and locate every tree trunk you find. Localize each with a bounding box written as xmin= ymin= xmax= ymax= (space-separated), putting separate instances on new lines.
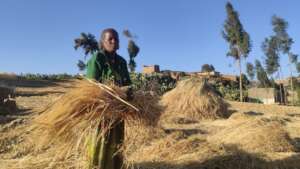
xmin=238 ymin=58 xmax=243 ymax=102
xmin=289 ymin=64 xmax=294 ymax=105
xmin=291 ymin=77 xmax=294 ymax=105
xmin=278 ymin=67 xmax=284 ymax=104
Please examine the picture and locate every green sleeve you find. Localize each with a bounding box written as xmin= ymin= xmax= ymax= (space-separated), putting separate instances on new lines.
xmin=86 ymin=53 xmax=101 ymax=81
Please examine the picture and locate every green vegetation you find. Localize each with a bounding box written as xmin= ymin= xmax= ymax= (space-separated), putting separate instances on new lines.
xmin=130 ymin=73 xmax=176 ymax=95
xmin=15 ymin=72 xmax=175 ymax=96
xmin=255 ymin=60 xmax=272 ymax=88
xmin=262 ymin=36 xmax=280 ymax=76
xmin=212 ymin=77 xmax=249 ymax=101
xmin=130 ymin=72 xmax=250 ymax=101
xmin=261 ymin=16 xmax=298 ymax=104
xmin=201 ymin=64 xmax=215 ymax=72
xmin=246 ymin=62 xmax=255 ymax=80
xmin=222 ymin=2 xmax=251 ymax=102
xmin=262 ymin=16 xmax=297 ymax=78
xmin=17 ymin=73 xmax=78 ymax=81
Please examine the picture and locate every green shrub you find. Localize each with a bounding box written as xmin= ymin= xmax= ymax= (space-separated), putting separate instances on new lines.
xmin=212 ymin=79 xmax=248 ymax=101
xmin=130 ymin=73 xmax=176 ymax=95
xmin=18 ymin=73 xmax=76 ymax=81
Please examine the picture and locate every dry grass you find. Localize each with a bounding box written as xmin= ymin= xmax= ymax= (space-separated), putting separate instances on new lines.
xmin=128 ymin=136 xmax=300 ymax=169
xmin=126 ymin=100 xmax=300 ymax=169
xmin=2 ymin=78 xmax=300 ymax=169
xmin=126 ymin=116 xmax=299 ymax=169
xmin=26 ymin=79 xmax=162 ymax=168
xmin=208 ymin=118 xmax=296 ymax=153
xmin=124 ymin=125 xmax=166 ymax=157
xmin=160 ymin=78 xmax=229 ymax=123
xmin=0 ymin=148 xmax=88 ymax=169
xmin=124 ymin=90 xmax=165 ymax=159
xmin=127 ymin=131 xmax=206 ymax=163
xmin=228 ymin=111 xmax=264 ymax=121
xmin=228 ymin=100 xmax=300 ymax=115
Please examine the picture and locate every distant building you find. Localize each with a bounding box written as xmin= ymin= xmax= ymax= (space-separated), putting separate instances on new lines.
xmin=142 ymin=65 xmax=160 ymax=74
xmin=198 ymin=71 xmax=220 ymax=76
xmin=186 ymin=71 xmax=220 ymax=78
xmin=0 ymin=72 xmax=17 ymax=80
xmin=220 ymin=74 xmax=238 ymax=82
xmin=186 ymin=71 xmax=238 ymax=82
xmin=248 ymin=88 xmax=276 ymax=104
xmin=275 ymin=79 xmax=290 ymax=86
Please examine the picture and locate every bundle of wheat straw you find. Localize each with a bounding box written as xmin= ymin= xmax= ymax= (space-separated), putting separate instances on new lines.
xmin=32 ymin=79 xmax=162 ymax=155
xmin=160 ymin=78 xmax=229 ymax=122
xmin=208 ymin=118 xmax=296 ymax=153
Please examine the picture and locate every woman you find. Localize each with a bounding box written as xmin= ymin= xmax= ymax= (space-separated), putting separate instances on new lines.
xmin=86 ymin=28 xmax=131 ymax=169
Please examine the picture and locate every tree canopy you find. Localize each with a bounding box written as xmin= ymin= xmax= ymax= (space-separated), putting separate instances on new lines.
xmin=255 ymin=60 xmax=271 ymax=87
xmin=246 ymin=62 xmax=255 ymax=80
xmin=201 ymin=64 xmax=215 ymax=72
xmin=222 ymin=2 xmax=251 ymax=60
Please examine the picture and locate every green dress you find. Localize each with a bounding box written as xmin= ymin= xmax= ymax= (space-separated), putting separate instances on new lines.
xmin=86 ymin=50 xmax=131 ymax=169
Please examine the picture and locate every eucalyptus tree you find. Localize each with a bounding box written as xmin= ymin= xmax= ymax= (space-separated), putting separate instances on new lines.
xmin=222 ymin=2 xmax=251 ymax=101
xmin=246 ymin=62 xmax=255 ymax=80
xmin=255 ymin=60 xmax=271 ymax=87
xmin=262 ymin=16 xmax=298 ymax=103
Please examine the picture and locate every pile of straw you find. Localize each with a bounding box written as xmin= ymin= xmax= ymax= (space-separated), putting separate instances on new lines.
xmin=32 ymin=79 xmax=162 ymax=157
xmin=124 ymin=91 xmax=165 ymax=158
xmin=160 ymin=78 xmax=229 ymax=122
xmin=208 ymin=118 xmax=296 ymax=153
xmin=228 ymin=111 xmax=264 ymax=121
xmin=124 ymin=125 xmax=166 ymax=158
xmin=127 ymin=131 xmax=204 ymax=163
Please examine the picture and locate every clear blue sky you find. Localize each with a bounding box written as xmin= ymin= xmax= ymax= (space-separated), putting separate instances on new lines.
xmin=1 ymin=0 xmax=300 ymax=77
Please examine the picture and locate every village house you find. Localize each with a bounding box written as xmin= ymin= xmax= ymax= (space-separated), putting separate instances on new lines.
xmin=142 ymin=65 xmax=160 ymax=74
xmin=248 ymin=88 xmax=276 ymax=104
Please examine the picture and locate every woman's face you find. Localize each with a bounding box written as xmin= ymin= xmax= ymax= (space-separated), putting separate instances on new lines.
xmin=102 ymin=31 xmax=119 ymax=53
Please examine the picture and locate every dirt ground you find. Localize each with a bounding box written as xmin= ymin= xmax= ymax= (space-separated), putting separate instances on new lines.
xmin=0 ymin=79 xmax=300 ymax=169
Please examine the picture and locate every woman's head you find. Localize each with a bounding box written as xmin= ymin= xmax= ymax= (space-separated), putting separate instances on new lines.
xmin=100 ymin=28 xmax=119 ymax=54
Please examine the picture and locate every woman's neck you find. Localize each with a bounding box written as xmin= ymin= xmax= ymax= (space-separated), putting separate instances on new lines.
xmin=102 ymin=50 xmax=116 ymax=64
xmin=103 ymin=50 xmax=116 ymax=57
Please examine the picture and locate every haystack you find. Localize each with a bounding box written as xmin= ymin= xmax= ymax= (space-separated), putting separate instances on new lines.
xmin=208 ymin=118 xmax=296 ymax=153
xmin=31 ymin=79 xmax=162 ymax=160
xmin=160 ymin=78 xmax=229 ymax=122
xmin=127 ymin=131 xmax=204 ymax=163
xmin=228 ymin=111 xmax=264 ymax=121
